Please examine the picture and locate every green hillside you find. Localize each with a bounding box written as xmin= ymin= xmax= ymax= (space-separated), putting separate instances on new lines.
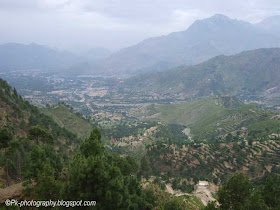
xmin=0 ymin=78 xmax=78 ymax=189
xmin=125 ymin=48 xmax=280 ymax=103
xmin=141 ymin=96 xmax=280 ymax=141
xmin=0 ymin=79 xmax=77 ymax=146
xmin=0 ymin=78 xmax=202 ymax=209
xmin=146 ymin=139 xmax=280 ymax=185
xmin=42 ymin=105 xmax=94 ymax=139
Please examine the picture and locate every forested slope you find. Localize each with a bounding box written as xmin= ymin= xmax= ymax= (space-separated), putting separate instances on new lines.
xmin=0 ymin=79 xmax=201 ymax=209
xmin=125 ymin=48 xmax=280 ymax=103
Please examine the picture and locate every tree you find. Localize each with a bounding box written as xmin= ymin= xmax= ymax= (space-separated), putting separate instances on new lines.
xmin=64 ymin=129 xmax=154 ymax=209
xmin=80 ymin=128 xmax=103 ymax=157
xmin=28 ymin=146 xmax=46 ymax=180
xmin=34 ymin=159 xmax=60 ymax=200
xmin=164 ymin=197 xmax=185 ymax=210
xmin=138 ymin=155 xmax=151 ymax=179
xmin=226 ymin=133 xmax=233 ymax=142
xmin=204 ymin=201 xmax=217 ymax=210
xmin=172 ymin=178 xmax=181 ymax=190
xmin=243 ymin=190 xmax=268 ymax=210
xmin=12 ymin=87 xmax=18 ymax=98
xmin=0 ymin=128 xmax=12 ymax=186
xmin=43 ymin=145 xmax=63 ymax=177
xmin=6 ymin=139 xmax=22 ymax=181
xmin=218 ymin=173 xmax=253 ymax=210
xmin=28 ymin=125 xmax=53 ymax=145
xmin=27 ymin=145 xmax=62 ymax=181
xmin=0 ymin=128 xmax=12 ymax=149
xmin=262 ymin=174 xmax=280 ymax=209
xmin=113 ymin=155 xmax=138 ymax=176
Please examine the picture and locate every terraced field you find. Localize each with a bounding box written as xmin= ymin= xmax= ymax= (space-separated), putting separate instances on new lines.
xmin=140 ymin=96 xmax=280 ymax=141
xmin=147 ymin=140 xmax=280 ymax=184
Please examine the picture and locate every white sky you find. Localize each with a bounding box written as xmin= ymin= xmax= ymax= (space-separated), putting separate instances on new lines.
xmin=0 ymin=0 xmax=279 ymax=52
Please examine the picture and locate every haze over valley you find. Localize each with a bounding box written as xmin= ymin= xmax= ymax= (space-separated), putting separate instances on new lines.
xmin=1 ymin=1 xmax=280 ymax=209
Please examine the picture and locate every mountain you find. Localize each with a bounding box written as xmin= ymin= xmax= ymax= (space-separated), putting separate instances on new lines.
xmin=2 ymin=15 xmax=279 ymax=75
xmin=0 ymin=78 xmax=78 ymax=144
xmin=0 ymin=43 xmax=81 ymax=72
xmin=82 ymin=47 xmax=111 ymax=61
xmin=135 ymin=96 xmax=280 ymax=141
xmin=256 ymin=15 xmax=280 ymax=38
xmin=94 ymin=14 xmax=280 ymax=75
xmin=0 ymin=78 xmax=200 ymax=209
xmin=125 ymin=48 xmax=280 ymax=102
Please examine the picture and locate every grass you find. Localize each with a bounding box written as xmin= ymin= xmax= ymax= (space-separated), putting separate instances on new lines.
xmin=185 ymin=195 xmax=205 ymax=209
xmin=156 ymin=98 xmax=224 ymax=126
xmin=42 ymin=105 xmax=94 ymax=139
xmin=144 ymin=96 xmax=279 ymax=141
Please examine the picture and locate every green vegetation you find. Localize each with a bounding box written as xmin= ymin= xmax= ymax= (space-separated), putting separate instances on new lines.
xmin=0 ymin=79 xmax=202 ymax=209
xmin=0 ymin=79 xmax=78 ymax=146
xmin=207 ymin=173 xmax=280 ymax=209
xmin=145 ymin=139 xmax=280 ymax=186
xmin=126 ymin=48 xmax=280 ymax=104
xmin=63 ymin=129 xmax=155 ymax=209
xmin=28 ymin=125 xmax=54 ymax=145
xmin=143 ymin=184 xmax=202 ymax=210
xmin=153 ymin=124 xmax=189 ymax=145
xmin=102 ymin=121 xmax=158 ymax=139
xmin=0 ymin=79 xmax=78 ymax=189
xmin=42 ymin=105 xmax=94 ymax=139
xmin=2 ymin=75 xmax=280 ymax=209
xmin=143 ymin=96 xmax=280 ymax=141
xmin=186 ymin=196 xmax=205 ymax=209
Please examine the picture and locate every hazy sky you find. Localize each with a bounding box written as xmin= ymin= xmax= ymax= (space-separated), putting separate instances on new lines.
xmin=0 ymin=0 xmax=280 ymax=52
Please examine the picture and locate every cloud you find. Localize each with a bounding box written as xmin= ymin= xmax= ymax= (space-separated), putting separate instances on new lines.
xmin=0 ymin=0 xmax=279 ymax=51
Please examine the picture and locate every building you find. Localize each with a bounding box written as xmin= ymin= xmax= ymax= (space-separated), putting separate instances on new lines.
xmin=198 ymin=181 xmax=209 ymax=188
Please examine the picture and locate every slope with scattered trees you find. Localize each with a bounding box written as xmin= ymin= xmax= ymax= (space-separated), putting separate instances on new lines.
xmin=137 ymin=96 xmax=280 ymax=142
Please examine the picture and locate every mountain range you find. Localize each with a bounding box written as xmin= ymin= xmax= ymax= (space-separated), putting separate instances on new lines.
xmin=0 ymin=43 xmax=81 ymax=72
xmin=1 ymin=14 xmax=280 ymax=75
xmin=124 ymin=48 xmax=280 ymax=103
xmin=0 ymin=43 xmax=110 ymax=72
xmin=95 ymin=14 xmax=280 ymax=75
xmin=256 ymin=15 xmax=280 ymax=38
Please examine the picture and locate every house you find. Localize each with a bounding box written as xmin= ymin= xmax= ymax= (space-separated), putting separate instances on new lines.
xmin=198 ymin=181 xmax=209 ymax=188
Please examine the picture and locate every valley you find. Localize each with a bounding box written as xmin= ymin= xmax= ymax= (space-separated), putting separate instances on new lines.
xmin=1 ymin=8 xmax=280 ymax=209
xmin=0 ymin=70 xmax=189 ymax=125
xmin=2 ymin=49 xmax=280 ymax=208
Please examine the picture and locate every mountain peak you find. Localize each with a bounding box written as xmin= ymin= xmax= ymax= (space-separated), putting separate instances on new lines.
xmin=186 ymin=14 xmax=251 ymax=34
xmin=256 ymin=15 xmax=280 ymax=36
xmin=202 ymin=14 xmax=233 ymax=24
xmin=211 ymin=14 xmax=231 ymax=20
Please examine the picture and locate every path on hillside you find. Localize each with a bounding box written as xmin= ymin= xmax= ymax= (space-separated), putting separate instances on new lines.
xmin=166 ymin=184 xmax=217 ymax=206
xmin=194 ymin=187 xmax=216 ymax=206
xmin=0 ymin=182 xmax=25 ymax=203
